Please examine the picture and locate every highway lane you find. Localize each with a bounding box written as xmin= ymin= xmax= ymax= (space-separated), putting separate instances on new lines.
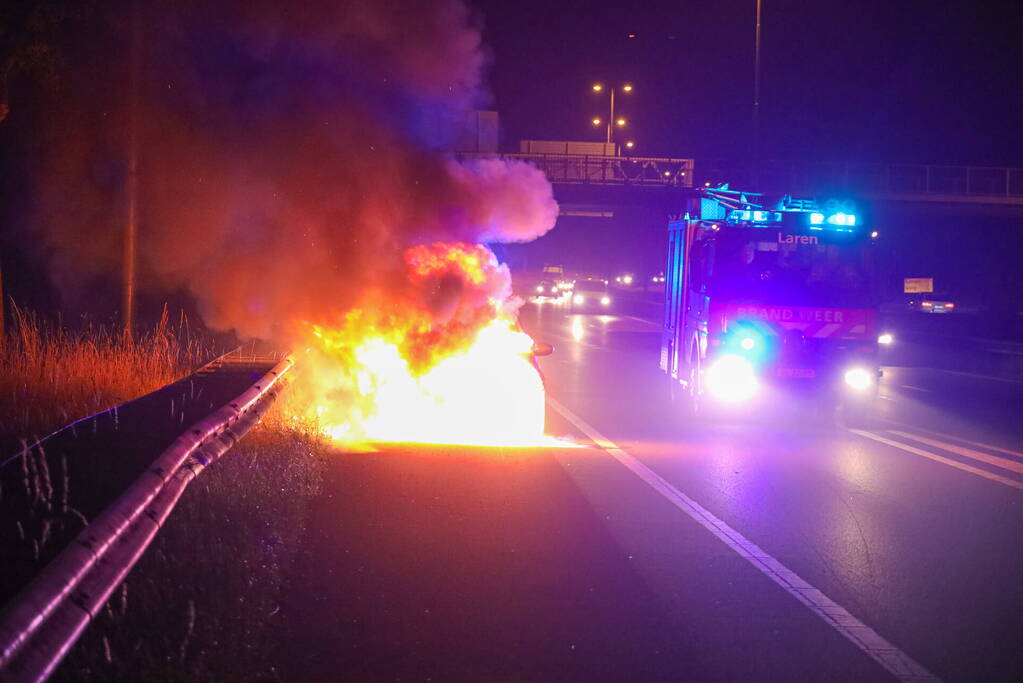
xmin=275 ymin=302 xmax=1023 ymax=682
xmin=527 ymin=302 xmax=1023 ymax=682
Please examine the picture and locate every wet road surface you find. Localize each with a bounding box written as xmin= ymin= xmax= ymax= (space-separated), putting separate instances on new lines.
xmin=278 ymin=301 xmax=1023 ymax=682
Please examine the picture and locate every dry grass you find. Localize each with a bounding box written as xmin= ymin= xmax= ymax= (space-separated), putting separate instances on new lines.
xmin=55 ymin=418 xmax=329 ymax=682
xmin=0 ymin=305 xmax=331 ymax=681
xmin=0 ymin=303 xmax=213 ymax=444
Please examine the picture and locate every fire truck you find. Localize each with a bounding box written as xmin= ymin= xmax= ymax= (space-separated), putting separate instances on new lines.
xmin=660 ymin=187 xmax=880 ymax=422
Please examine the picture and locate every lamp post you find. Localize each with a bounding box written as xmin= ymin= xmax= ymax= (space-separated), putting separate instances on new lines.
xmin=591 ymin=83 xmax=632 ymax=148
xmin=753 ymin=0 xmax=762 ymax=164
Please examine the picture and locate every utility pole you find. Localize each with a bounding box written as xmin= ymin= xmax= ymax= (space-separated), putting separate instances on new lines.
xmin=122 ymin=2 xmax=140 ymax=339
xmin=0 ymin=259 xmax=5 ymax=346
xmin=753 ymin=0 xmax=763 ymax=167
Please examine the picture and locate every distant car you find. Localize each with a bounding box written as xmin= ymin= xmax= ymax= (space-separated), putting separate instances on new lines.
xmin=532 ymin=280 xmax=559 ymax=301
xmin=908 ymin=294 xmax=956 ymax=313
xmin=570 ymin=279 xmax=612 ymax=312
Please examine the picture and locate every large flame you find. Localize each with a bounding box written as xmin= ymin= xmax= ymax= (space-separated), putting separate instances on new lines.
xmin=296 ymin=242 xmax=563 ymax=448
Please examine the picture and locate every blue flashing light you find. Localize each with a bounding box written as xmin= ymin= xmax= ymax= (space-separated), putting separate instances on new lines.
xmin=826 ymin=212 xmax=857 ymax=227
xmin=723 ymin=324 xmax=770 ymax=365
xmin=728 ymin=209 xmax=781 ymax=224
xmin=809 ymin=212 xmax=825 ymax=225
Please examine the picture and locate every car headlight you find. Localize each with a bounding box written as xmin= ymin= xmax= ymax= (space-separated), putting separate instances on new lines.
xmin=878 ymin=333 xmax=893 ymax=345
xmin=600 ymin=296 xmax=610 ymax=305
xmin=573 ymin=294 xmax=584 ymax=304
xmin=705 ymin=354 xmax=758 ymax=403
xmin=843 ymin=368 xmax=873 ymax=391
xmin=536 ymin=285 xmax=544 ymax=293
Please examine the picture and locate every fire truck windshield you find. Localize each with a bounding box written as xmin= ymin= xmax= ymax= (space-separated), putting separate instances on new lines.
xmin=704 ymin=232 xmax=875 ymax=308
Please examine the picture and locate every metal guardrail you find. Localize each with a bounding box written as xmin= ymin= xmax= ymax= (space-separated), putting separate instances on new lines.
xmin=0 ymin=355 xmax=295 ymax=682
xmin=699 ymin=161 xmax=1023 ymax=201
xmin=459 ymin=152 xmax=695 ymax=188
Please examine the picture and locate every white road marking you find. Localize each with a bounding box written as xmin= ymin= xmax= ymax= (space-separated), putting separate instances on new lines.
xmin=849 ymin=430 xmax=1023 ymax=492
xmin=622 ymin=314 xmax=661 ymax=328
xmin=880 ymin=421 xmax=1023 ymax=461
xmin=925 ymin=368 xmax=1023 ymax=386
xmin=899 ymin=384 xmax=933 ymax=393
xmin=887 ymin=430 xmax=1023 ymax=476
xmin=547 ymin=396 xmax=940 ymax=683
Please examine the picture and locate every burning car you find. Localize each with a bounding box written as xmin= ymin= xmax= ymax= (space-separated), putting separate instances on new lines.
xmin=301 ymin=243 xmax=562 ymax=448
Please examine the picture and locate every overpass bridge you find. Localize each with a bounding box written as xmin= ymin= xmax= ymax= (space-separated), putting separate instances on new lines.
xmin=473 ymin=152 xmax=1023 ymax=303
xmin=461 ymin=152 xmax=1023 ymax=209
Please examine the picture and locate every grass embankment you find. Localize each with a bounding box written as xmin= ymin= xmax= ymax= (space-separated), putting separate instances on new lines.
xmin=0 ymin=307 xmax=330 ymax=681
xmin=0 ymin=304 xmax=206 ymax=444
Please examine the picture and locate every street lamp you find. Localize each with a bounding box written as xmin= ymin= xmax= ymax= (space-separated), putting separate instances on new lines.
xmin=591 ymin=82 xmax=633 ymax=146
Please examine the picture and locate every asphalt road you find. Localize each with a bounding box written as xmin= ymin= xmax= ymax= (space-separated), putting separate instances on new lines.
xmin=277 ymin=301 xmax=1023 ymax=682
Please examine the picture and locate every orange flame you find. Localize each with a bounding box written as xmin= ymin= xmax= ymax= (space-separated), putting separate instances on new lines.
xmin=295 ymin=242 xmax=565 ymax=448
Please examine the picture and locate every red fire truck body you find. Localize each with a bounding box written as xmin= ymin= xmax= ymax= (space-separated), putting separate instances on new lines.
xmin=661 ymin=188 xmax=880 ymax=420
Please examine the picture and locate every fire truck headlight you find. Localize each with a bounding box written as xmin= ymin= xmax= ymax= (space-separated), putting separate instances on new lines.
xmin=600 ymin=296 xmax=611 ymax=305
xmin=706 ymin=355 xmax=758 ymax=403
xmin=573 ymin=294 xmax=584 ymax=304
xmin=878 ymin=333 xmax=894 ymax=345
xmin=536 ymin=285 xmax=544 ymax=293
xmin=843 ymin=368 xmax=873 ymax=391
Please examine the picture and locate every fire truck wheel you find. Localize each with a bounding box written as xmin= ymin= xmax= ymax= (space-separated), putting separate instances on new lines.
xmin=679 ymin=351 xmax=702 ymax=422
xmin=666 ymin=374 xmax=681 ymax=403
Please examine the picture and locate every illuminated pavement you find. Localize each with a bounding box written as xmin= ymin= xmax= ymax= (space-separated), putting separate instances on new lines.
xmin=277 ymin=302 xmax=1023 ymax=682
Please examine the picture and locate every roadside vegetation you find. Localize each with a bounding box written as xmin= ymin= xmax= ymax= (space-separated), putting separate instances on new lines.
xmin=0 ymin=303 xmax=208 ymax=445
xmin=0 ymin=305 xmax=331 ymax=681
xmin=55 ymin=403 xmax=329 ymax=682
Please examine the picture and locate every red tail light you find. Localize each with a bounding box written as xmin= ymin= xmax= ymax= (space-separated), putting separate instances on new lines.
xmin=946 ymin=302 xmax=955 ymax=309
xmin=922 ymin=301 xmax=933 ymax=307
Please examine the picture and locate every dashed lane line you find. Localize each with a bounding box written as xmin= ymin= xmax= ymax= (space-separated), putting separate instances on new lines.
xmin=621 ymin=314 xmax=661 ymax=328
xmin=850 ymin=430 xmax=1023 ymax=492
xmin=879 ymin=421 xmax=1023 ymax=461
xmin=925 ymin=368 xmax=1023 ymax=386
xmin=887 ymin=430 xmax=1023 ymax=476
xmin=547 ymin=395 xmax=940 ymax=683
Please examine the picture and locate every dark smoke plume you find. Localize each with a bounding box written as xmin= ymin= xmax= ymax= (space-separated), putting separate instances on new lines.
xmin=31 ymin=0 xmax=557 ymax=340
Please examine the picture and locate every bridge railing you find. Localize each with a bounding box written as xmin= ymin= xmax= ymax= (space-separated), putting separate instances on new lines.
xmin=699 ymin=161 xmax=1023 ymax=201
xmin=459 ymin=153 xmax=695 ymax=188
xmin=462 ymin=152 xmax=1023 ymax=201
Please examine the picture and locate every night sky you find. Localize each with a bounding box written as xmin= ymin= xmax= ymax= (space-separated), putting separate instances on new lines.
xmin=472 ymin=0 xmax=1023 ymax=165
xmin=3 ymin=0 xmax=1023 ymax=319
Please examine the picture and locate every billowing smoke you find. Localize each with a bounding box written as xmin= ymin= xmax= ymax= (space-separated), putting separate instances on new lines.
xmin=31 ymin=0 xmax=557 ymax=342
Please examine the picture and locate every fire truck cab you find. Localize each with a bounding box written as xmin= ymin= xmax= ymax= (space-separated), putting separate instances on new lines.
xmin=660 ymin=187 xmax=880 ymax=422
